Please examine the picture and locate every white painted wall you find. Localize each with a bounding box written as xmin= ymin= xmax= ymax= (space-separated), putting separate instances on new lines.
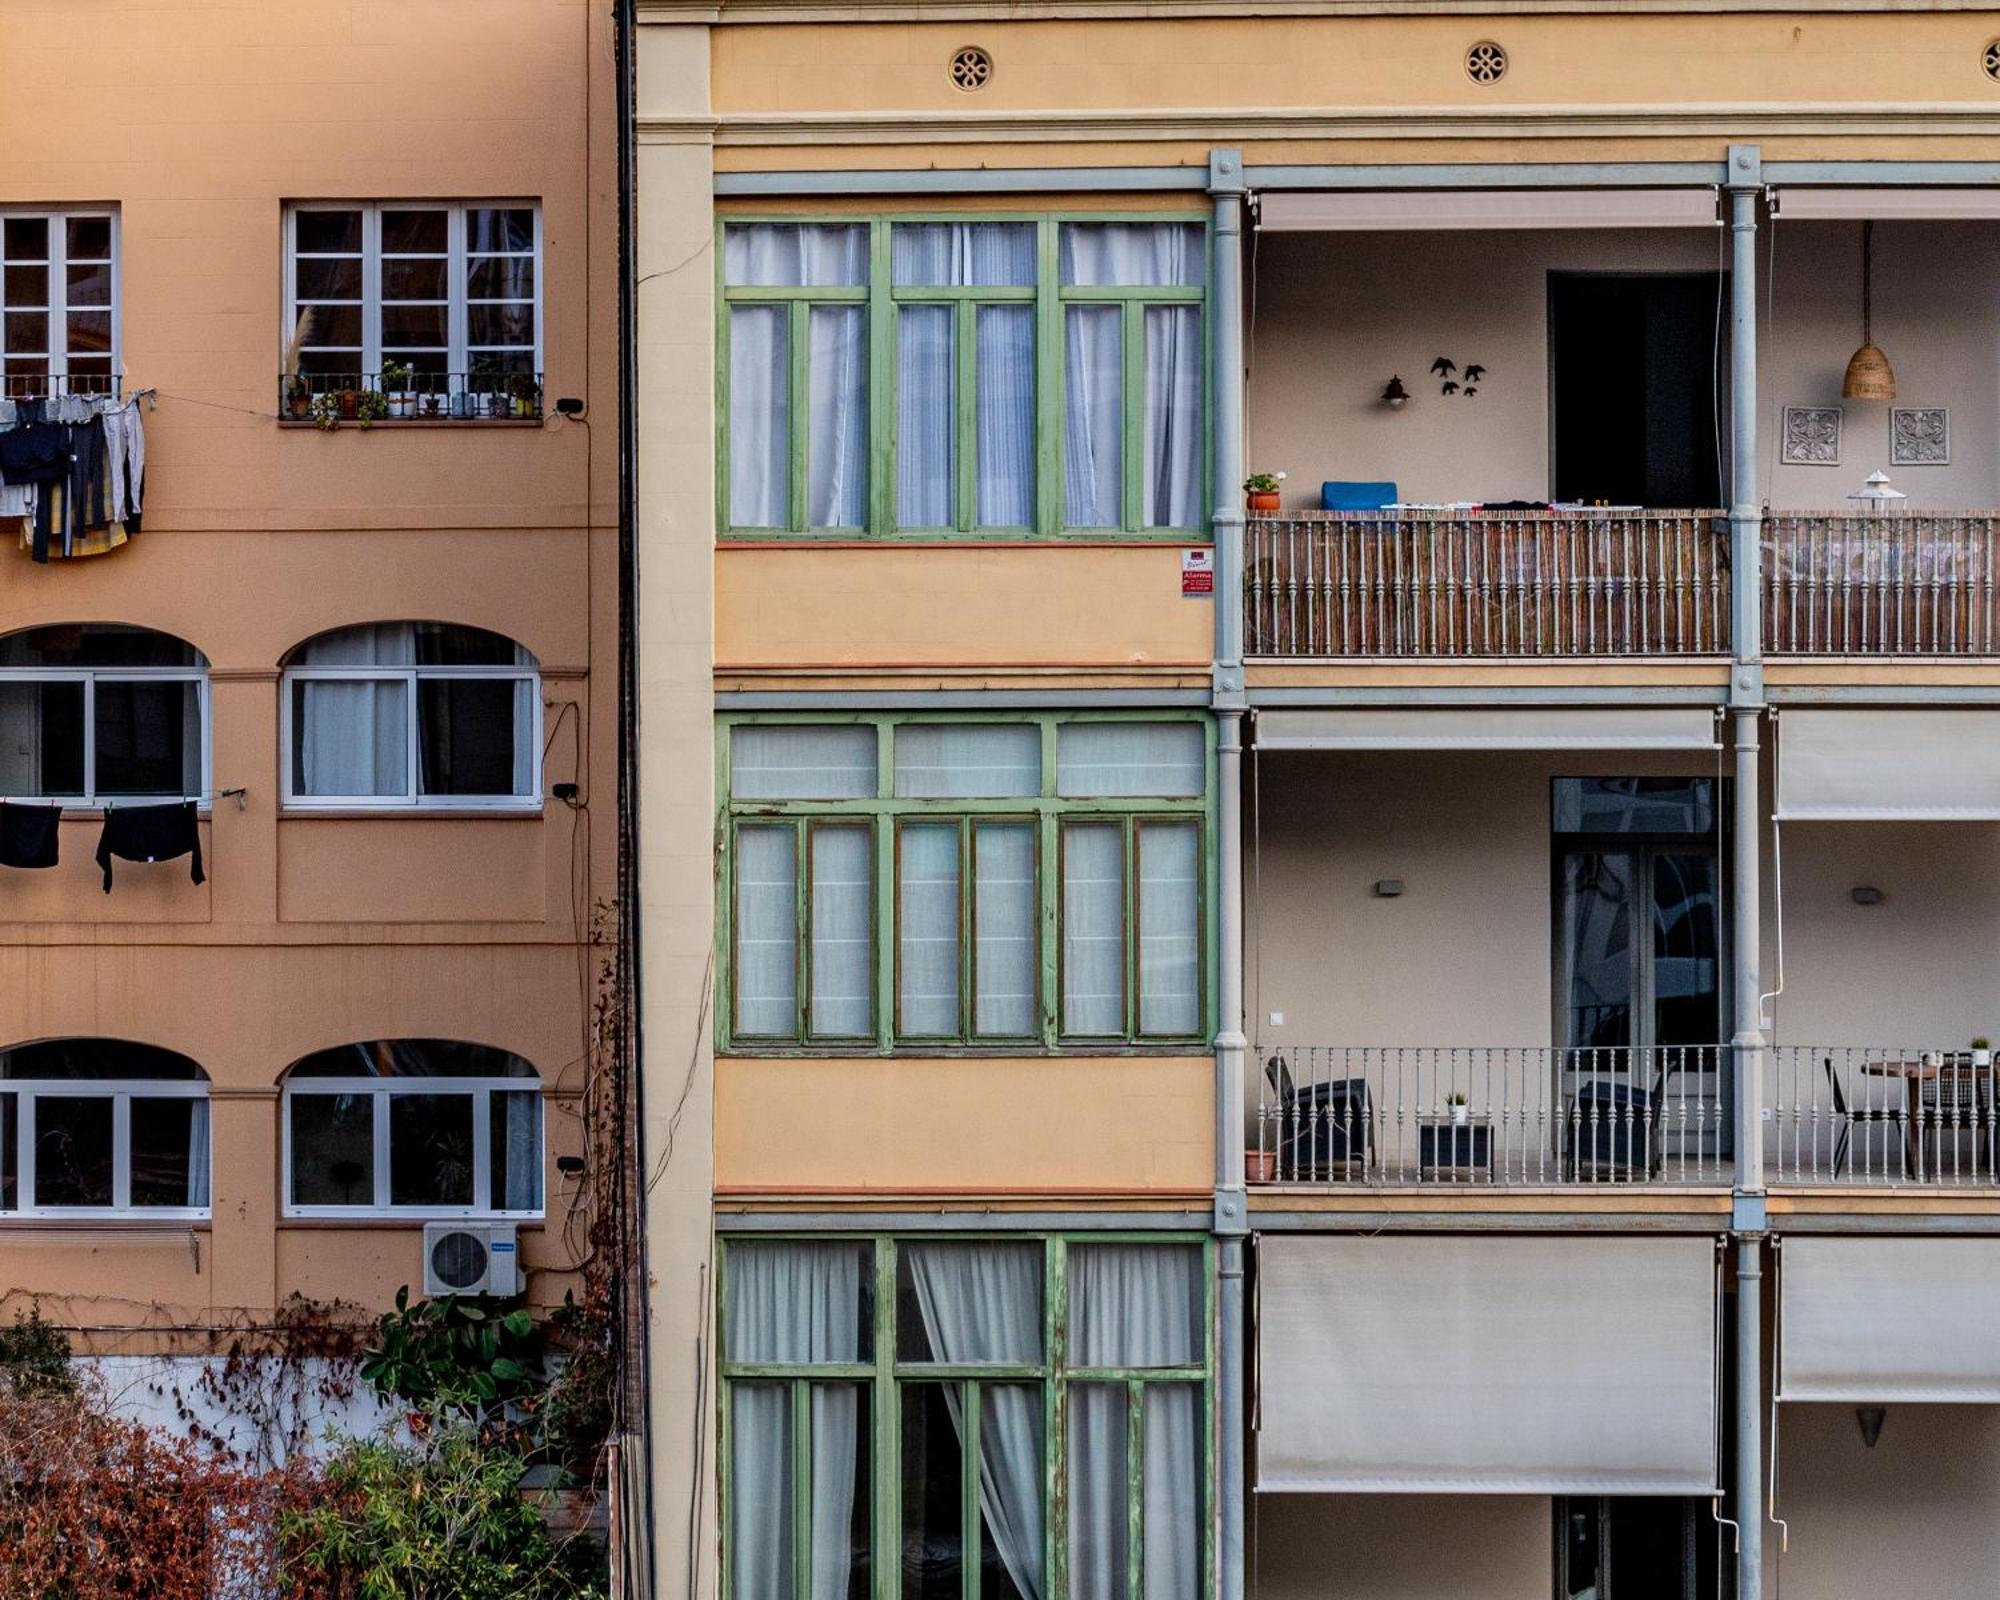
xmin=1251 ymin=1494 xmax=1552 ymax=1600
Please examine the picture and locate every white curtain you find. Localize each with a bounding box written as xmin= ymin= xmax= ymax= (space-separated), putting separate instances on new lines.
xmin=897 ymin=304 xmax=955 ymax=528
xmin=809 ymin=825 xmax=873 ymax=1037
xmin=898 ymin=821 xmax=960 ymax=1036
xmin=735 ymin=825 xmax=798 ymax=1036
xmin=892 ymin=222 xmax=1036 ymax=288
xmin=1058 ymin=223 xmax=1206 ymax=288
xmin=1137 ymin=823 xmax=1199 ymax=1036
xmin=893 ymin=724 xmax=1040 ymax=799
xmin=725 ymin=224 xmax=869 ymax=288
xmin=808 ymin=307 xmax=867 ymax=528
xmin=728 ymin=305 xmax=789 ymax=528
xmin=906 ymin=1243 xmax=1045 ymax=1600
xmin=186 ymin=1099 xmax=212 ymax=1208
xmin=1063 ymin=305 xmax=1122 ymax=528
xmin=1069 ymin=1245 xmax=1204 ymax=1600
xmin=1055 ymin=722 xmax=1205 ymax=799
xmin=977 ymin=306 xmax=1035 ymax=528
xmin=726 ymin=1243 xmax=867 ymax=1600
xmin=974 ymin=823 xmax=1037 ymax=1037
xmin=1061 ymin=822 xmax=1125 ymax=1036
xmin=1143 ymin=305 xmax=1202 ymax=529
xmin=496 ymin=1089 xmax=540 ymax=1211
xmin=732 ymin=724 xmax=877 ymax=801
xmin=296 ymin=623 xmax=416 ymax=798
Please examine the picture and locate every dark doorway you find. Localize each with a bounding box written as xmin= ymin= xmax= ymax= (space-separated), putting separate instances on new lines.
xmin=1557 ymin=1497 xmax=1728 ymax=1600
xmin=1550 ymin=274 xmax=1723 ymax=508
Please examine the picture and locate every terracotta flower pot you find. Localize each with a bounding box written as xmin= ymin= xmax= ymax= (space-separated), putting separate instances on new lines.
xmin=1247 ymin=490 xmax=1281 ymax=512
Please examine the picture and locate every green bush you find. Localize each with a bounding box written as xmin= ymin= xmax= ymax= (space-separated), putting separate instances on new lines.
xmin=0 ymin=1307 xmax=73 ymax=1397
xmin=360 ymin=1290 xmax=544 ymax=1430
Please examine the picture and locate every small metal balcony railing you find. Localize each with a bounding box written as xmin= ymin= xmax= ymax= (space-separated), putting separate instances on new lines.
xmin=1245 ymin=510 xmax=1729 ymax=658
xmin=2 ymin=372 xmax=122 ymax=402
xmin=1252 ymin=1044 xmax=1731 ymax=1188
xmin=277 ymin=371 xmax=544 ymax=424
xmin=1763 ymin=513 xmax=2000 ymax=655
xmin=1769 ymin=1046 xmax=2000 ymax=1188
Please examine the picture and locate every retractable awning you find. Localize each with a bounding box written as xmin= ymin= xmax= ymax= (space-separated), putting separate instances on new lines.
xmin=1776 ymin=709 xmax=2000 ymax=820
xmin=1773 ymin=188 xmax=2000 ymax=222
xmin=1255 ymin=706 xmax=1719 ymax=752
xmin=1256 ymin=1235 xmax=1720 ymax=1494
xmin=1255 ymin=189 xmax=1721 ymax=232
xmin=1780 ymin=1237 xmax=2000 ymax=1403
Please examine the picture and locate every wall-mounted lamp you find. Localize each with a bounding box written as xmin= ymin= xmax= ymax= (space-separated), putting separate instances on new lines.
xmin=1373 ymin=879 xmax=1405 ymax=898
xmin=1851 ymin=885 xmax=1885 ymax=906
xmin=1855 ymin=1406 xmax=1887 ymax=1448
xmin=1381 ymin=376 xmax=1410 ymax=410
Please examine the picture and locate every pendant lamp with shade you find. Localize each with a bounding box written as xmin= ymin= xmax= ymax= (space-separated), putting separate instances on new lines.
xmin=1842 ymin=219 xmax=1897 ymax=401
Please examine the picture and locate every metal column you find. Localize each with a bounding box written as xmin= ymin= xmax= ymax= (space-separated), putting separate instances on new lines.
xmin=1207 ymin=146 xmax=1248 ymax=1600
xmin=1725 ymin=142 xmax=1768 ymax=1600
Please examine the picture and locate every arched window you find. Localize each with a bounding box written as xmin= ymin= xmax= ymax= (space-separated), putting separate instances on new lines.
xmin=0 ymin=625 xmax=208 ymax=806
xmin=0 ymin=1039 xmax=210 ymax=1216
xmin=281 ymin=1039 xmax=543 ymax=1217
xmin=279 ymin=622 xmax=539 ymax=808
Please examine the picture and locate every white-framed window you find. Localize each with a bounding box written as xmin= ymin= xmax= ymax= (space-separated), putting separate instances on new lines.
xmin=0 ymin=625 xmax=209 ymax=808
xmin=281 ymin=1039 xmax=544 ymax=1219
xmin=279 ymin=622 xmax=541 ymax=810
xmin=283 ymin=201 xmax=541 ymax=410
xmin=0 ymin=1040 xmax=211 ymax=1220
xmin=1 ymin=209 xmax=118 ymax=400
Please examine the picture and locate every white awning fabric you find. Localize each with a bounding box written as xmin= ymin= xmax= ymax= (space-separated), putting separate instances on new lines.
xmin=1779 ymin=1237 xmax=2000 ymax=1403
xmin=1255 ymin=706 xmax=1718 ymax=752
xmin=1774 ymin=188 xmax=2000 ymax=222
xmin=1776 ymin=708 xmax=2000 ymax=820
xmin=1256 ymin=1235 xmax=1720 ymax=1494
xmin=1255 ymin=188 xmax=1721 ymax=233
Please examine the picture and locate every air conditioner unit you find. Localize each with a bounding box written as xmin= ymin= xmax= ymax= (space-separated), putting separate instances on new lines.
xmin=422 ymin=1221 xmax=520 ymax=1298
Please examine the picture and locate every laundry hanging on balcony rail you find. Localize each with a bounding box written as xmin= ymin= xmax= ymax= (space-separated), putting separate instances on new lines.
xmin=0 ymin=392 xmax=146 ymax=563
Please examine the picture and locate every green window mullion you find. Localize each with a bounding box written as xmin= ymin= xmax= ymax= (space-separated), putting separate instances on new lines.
xmin=1121 ymin=299 xmax=1144 ymax=535
xmin=1126 ymin=1377 xmax=1146 ymax=1600
xmin=793 ymin=1376 xmax=814 ymax=1600
xmin=793 ymin=818 xmax=812 ymax=1044
xmin=1034 ymin=219 xmax=1061 ymax=537
xmin=868 ymin=221 xmax=894 ymax=536
xmin=962 ymin=1378 xmax=982 ymax=1600
xmin=957 ymin=818 xmax=975 ymax=1045
xmin=1045 ymin=1237 xmax=1068 ymax=1600
xmin=876 ymin=813 xmax=897 ymax=1051
xmin=1124 ymin=817 xmax=1140 ymax=1039
xmin=788 ymin=299 xmax=811 ymax=533
xmin=715 ymin=288 xmax=733 ymax=536
xmin=874 ymin=1239 xmax=897 ymax=1600
xmin=1039 ymin=810 xmax=1061 ymax=1050
xmin=955 ymin=300 xmax=977 ymax=533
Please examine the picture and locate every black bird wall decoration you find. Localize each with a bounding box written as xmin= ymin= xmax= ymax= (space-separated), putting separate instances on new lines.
xmin=1428 ymin=357 xmax=1487 ymax=397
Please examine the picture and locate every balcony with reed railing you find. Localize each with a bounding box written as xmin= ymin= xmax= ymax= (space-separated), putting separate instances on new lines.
xmin=1763 ymin=513 xmax=2000 ymax=656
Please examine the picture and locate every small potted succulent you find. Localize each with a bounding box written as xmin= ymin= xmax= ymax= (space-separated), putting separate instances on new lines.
xmin=1244 ymin=471 xmax=1286 ymax=513
xmin=1973 ymin=1037 xmax=1992 ymax=1069
xmin=381 ymin=360 xmax=416 ymax=420
xmin=1446 ymin=1089 xmax=1470 ymax=1127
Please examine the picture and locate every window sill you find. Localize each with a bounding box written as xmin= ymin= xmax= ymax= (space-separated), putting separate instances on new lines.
xmin=278 ymin=805 xmax=544 ymax=819
xmin=0 ymin=1215 xmax=211 ymax=1228
xmin=719 ymin=1044 xmax=1214 ymax=1059
xmin=720 ymin=530 xmax=1211 ymax=547
xmin=276 ymin=417 xmax=544 ymax=430
xmin=278 ymin=1215 xmax=546 ymax=1228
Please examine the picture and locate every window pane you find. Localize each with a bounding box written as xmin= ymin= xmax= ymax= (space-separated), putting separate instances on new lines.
xmin=130 ymin=1098 xmax=209 ymax=1209
xmin=295 ymin=210 xmax=362 ymax=253
xmin=383 ymin=304 xmax=450 ymax=347
xmin=896 ymin=304 xmax=954 ymax=529
xmin=289 ymin=1093 xmax=374 ymax=1206
xmin=1138 ymin=823 xmax=1200 ymax=1037
xmin=412 ymin=624 xmax=528 ymax=668
xmin=388 ymin=1093 xmax=475 ymax=1207
xmin=809 ymin=825 xmax=873 ymax=1038
xmin=467 ymin=255 xmax=534 ymax=299
xmin=808 ymin=306 xmax=866 ymax=529
xmin=65 ymin=217 xmax=111 ymax=261
xmin=725 ymin=1241 xmax=874 ymax=1363
xmin=1059 ymin=222 xmax=1206 ymax=287
xmin=901 ymin=1381 xmax=962 ymax=1600
xmin=381 ymin=257 xmax=447 ymax=300
xmin=1143 ymin=1385 xmax=1202 ymax=1600
xmin=1143 ymin=306 xmax=1202 ymax=528
xmin=4 ymin=266 xmax=47 ymax=308
xmin=295 ymin=257 xmax=362 ymax=301
xmin=0 ymin=680 xmax=84 ymax=796
xmin=976 ymin=305 xmax=1035 ymax=528
xmin=732 ymin=725 xmax=876 ymax=800
xmin=489 ymin=1090 xmax=541 ymax=1211
xmin=893 ymin=724 xmax=1040 ymax=799
xmin=468 ymin=303 xmax=535 ymax=347
xmin=65 ymin=263 xmax=111 ymax=309
xmin=1056 ymin=722 xmax=1204 ymax=799
xmin=2 ymin=219 xmax=47 ymax=260
xmin=292 ymin=679 xmax=409 ymax=798
xmin=730 ymin=1383 xmax=795 ymax=1600
xmin=297 ymin=303 xmax=362 ymax=349
xmin=1553 ymin=777 xmax=1717 ymax=836
xmin=1068 ymin=1383 xmax=1129 ymax=1600
xmin=1062 ymin=822 xmax=1125 ymax=1036
xmin=978 ymin=1384 xmax=1045 ymax=1600
xmin=1069 ymin=1243 xmax=1204 ymax=1367
xmin=0 ymin=1093 xmax=13 ymax=1211
xmin=891 ymin=222 xmax=1036 ymax=287
xmin=5 ymin=313 xmax=48 ymax=355
xmin=65 ymin=311 xmax=112 ymax=355
xmin=735 ymin=825 xmax=798 ymax=1038
xmin=898 ymin=822 xmax=960 ymax=1037
xmin=92 ymin=680 xmax=199 ymax=797
xmin=1064 ymin=305 xmax=1122 ymax=528
xmin=974 ymin=823 xmax=1036 ymax=1037
xmin=417 ymin=677 xmax=525 ymax=797
xmin=813 ymin=1385 xmax=872 ymax=1600
xmin=380 ymin=209 xmax=448 ymax=253
xmin=467 ymin=208 xmax=536 ymax=254
xmin=724 ymin=223 xmax=867 ymax=288
xmin=896 ymin=1241 xmax=1043 ymax=1363
xmin=32 ymin=1096 xmax=113 ymax=1207
xmin=728 ymin=305 xmax=789 ymax=528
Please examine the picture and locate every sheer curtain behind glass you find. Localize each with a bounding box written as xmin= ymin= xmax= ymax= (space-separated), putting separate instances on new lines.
xmin=810 ymin=826 xmax=873 ymax=1036
xmin=295 ymin=623 xmax=412 ymax=797
xmin=726 ymin=1243 xmax=868 ymax=1600
xmin=1138 ymin=823 xmax=1200 ymax=1036
xmin=1069 ymin=1244 xmax=1204 ymax=1600
xmin=897 ymin=304 xmax=955 ymax=528
xmin=809 ymin=307 xmax=867 ymax=528
xmin=899 ymin=822 xmax=960 ymax=1036
xmin=1062 ymin=823 xmax=1125 ymax=1036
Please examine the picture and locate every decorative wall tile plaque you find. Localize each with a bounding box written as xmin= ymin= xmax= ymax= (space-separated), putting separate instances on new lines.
xmin=1891 ymin=407 xmax=1949 ymax=465
xmin=1782 ymin=405 xmax=1842 ymax=466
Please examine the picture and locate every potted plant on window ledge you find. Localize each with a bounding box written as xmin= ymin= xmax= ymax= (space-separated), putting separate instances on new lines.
xmin=381 ymin=360 xmax=416 ymax=420
xmin=1245 ymin=471 xmax=1286 ymax=513
xmin=284 ymin=375 xmax=312 ymax=422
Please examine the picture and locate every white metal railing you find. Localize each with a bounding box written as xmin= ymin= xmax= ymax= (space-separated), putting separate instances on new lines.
xmin=1769 ymin=1046 xmax=2000 ymax=1187
xmin=1244 ymin=511 xmax=1730 ymax=657
xmin=1251 ymin=1045 xmax=1730 ymax=1188
xmin=1763 ymin=513 xmax=2000 ymax=655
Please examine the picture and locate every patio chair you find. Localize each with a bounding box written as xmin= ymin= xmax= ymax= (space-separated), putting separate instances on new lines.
xmin=1565 ymin=1057 xmax=1667 ymax=1180
xmin=1916 ymin=1056 xmax=1994 ymax=1178
xmin=1264 ymin=1055 xmax=1374 ymax=1179
xmin=1829 ymin=1056 xmax=1907 ymax=1179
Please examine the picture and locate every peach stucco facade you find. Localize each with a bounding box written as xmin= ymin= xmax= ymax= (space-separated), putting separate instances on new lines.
xmin=0 ymin=0 xmax=619 ymax=1335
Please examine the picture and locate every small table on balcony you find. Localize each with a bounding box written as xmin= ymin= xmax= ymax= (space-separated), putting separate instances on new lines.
xmin=1418 ymin=1115 xmax=1494 ymax=1182
xmin=1860 ymin=1056 xmax=1998 ymax=1179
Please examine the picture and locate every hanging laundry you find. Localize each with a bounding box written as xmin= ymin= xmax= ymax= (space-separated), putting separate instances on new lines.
xmin=0 ymin=391 xmax=145 ymax=561
xmin=0 ymin=802 xmax=60 ymax=869
xmin=95 ymin=800 xmax=203 ymax=892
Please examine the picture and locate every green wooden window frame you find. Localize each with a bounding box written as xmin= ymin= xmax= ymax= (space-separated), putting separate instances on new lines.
xmin=717 ymin=215 xmax=1212 ymax=542
xmin=717 ymin=1232 xmax=1217 ymax=1600
xmin=719 ymin=713 xmax=1216 ymax=1055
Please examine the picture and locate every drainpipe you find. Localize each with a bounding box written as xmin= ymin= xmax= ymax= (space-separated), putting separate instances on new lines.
xmin=1207 ymin=146 xmax=1248 ymax=1600
xmin=1725 ymin=142 xmax=1768 ymax=1600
